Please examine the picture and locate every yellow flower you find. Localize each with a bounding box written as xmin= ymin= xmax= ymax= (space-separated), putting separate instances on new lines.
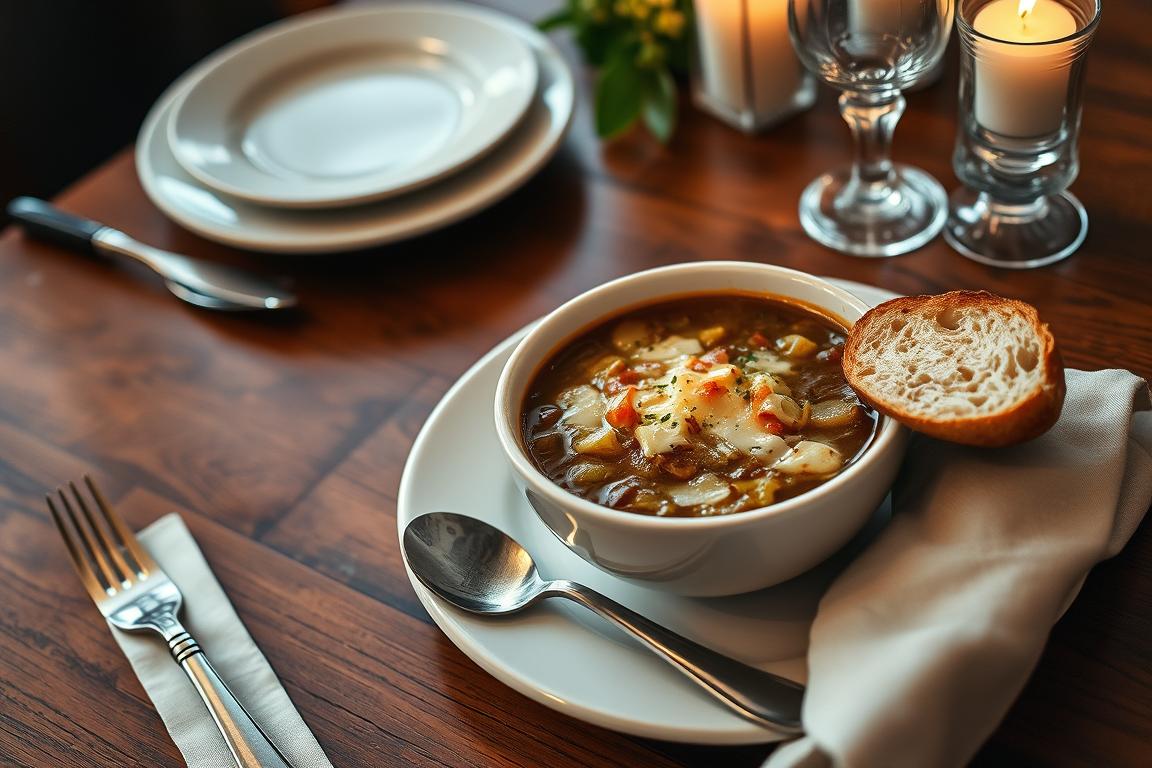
xmin=654 ymin=8 xmax=685 ymax=37
xmin=631 ymin=0 xmax=652 ymax=19
xmin=636 ymin=40 xmax=665 ymax=68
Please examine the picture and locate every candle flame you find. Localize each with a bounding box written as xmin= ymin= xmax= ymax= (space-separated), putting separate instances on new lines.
xmin=1018 ymin=0 xmax=1037 ymax=18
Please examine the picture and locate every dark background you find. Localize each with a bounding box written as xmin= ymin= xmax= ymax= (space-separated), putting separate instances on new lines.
xmin=0 ymin=0 xmax=331 ymax=223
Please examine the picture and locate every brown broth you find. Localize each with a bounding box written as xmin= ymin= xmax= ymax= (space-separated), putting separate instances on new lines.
xmin=522 ymin=294 xmax=878 ymax=517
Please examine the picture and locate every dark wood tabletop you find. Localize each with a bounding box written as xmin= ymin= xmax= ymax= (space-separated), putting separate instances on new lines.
xmin=2 ymin=1 xmax=1150 ymax=766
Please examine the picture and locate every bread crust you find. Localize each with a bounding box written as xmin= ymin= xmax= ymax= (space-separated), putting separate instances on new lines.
xmin=842 ymin=291 xmax=1065 ymax=447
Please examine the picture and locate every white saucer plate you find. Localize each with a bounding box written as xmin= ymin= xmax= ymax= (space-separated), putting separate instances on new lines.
xmin=397 ymin=279 xmax=900 ymax=745
xmin=136 ymin=8 xmax=573 ymax=254
xmin=169 ymin=4 xmax=538 ymax=209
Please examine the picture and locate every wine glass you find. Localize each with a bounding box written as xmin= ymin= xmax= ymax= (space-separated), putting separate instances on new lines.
xmin=789 ymin=0 xmax=955 ymax=256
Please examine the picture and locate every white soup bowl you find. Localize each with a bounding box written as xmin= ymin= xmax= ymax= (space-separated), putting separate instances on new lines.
xmin=494 ymin=262 xmax=906 ymax=596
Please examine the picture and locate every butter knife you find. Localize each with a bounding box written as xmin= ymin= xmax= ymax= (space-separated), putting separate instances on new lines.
xmin=7 ymin=197 xmax=297 ymax=311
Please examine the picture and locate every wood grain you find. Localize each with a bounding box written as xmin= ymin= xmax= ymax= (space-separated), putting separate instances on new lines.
xmin=0 ymin=1 xmax=1150 ymax=766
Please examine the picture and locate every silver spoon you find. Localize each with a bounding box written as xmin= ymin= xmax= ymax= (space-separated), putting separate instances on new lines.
xmin=403 ymin=512 xmax=805 ymax=734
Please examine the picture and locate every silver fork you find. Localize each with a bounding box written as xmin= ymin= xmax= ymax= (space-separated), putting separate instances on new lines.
xmin=47 ymin=476 xmax=294 ymax=768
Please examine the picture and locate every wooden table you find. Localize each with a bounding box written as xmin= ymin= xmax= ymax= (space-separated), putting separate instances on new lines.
xmin=1 ymin=2 xmax=1149 ymax=765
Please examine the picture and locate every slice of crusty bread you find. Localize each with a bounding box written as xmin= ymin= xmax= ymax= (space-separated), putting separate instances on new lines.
xmin=842 ymin=291 xmax=1065 ymax=447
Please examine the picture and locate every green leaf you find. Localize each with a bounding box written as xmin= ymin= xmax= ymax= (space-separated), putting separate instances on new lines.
xmin=595 ymin=56 xmax=645 ymax=139
xmin=578 ymin=21 xmax=632 ymax=68
xmin=537 ymin=9 xmax=573 ymax=32
xmin=641 ymin=68 xmax=677 ymax=143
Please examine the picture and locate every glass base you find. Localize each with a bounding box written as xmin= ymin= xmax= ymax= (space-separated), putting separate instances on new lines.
xmin=944 ymin=188 xmax=1087 ymax=269
xmin=691 ymin=75 xmax=817 ymax=134
xmin=798 ymin=164 xmax=947 ymax=257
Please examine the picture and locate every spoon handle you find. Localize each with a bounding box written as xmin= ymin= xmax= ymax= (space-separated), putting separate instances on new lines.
xmin=546 ymin=580 xmax=804 ymax=734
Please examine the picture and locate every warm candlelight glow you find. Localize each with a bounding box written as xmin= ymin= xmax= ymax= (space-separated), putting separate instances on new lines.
xmin=1018 ymin=0 xmax=1038 ymax=19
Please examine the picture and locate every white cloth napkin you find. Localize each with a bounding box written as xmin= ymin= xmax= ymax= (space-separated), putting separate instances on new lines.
xmin=110 ymin=514 xmax=332 ymax=768
xmin=766 ymin=368 xmax=1152 ymax=768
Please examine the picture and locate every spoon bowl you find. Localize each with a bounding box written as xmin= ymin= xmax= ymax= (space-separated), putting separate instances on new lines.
xmin=403 ymin=512 xmax=544 ymax=614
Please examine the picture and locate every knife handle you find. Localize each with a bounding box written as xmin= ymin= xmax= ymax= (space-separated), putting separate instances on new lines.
xmin=7 ymin=197 xmax=104 ymax=254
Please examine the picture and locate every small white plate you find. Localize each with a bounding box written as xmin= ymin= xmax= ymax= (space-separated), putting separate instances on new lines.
xmin=168 ymin=4 xmax=538 ymax=209
xmin=397 ymin=279 xmax=900 ymax=744
xmin=136 ymin=8 xmax=573 ymax=253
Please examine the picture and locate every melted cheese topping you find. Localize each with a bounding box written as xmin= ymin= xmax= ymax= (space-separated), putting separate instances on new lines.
xmin=632 ymin=362 xmax=788 ymax=462
xmin=553 ymin=342 xmax=843 ymax=477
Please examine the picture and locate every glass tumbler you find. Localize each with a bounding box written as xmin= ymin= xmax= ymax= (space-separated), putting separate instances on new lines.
xmin=946 ymin=0 xmax=1101 ymax=268
xmin=789 ymin=0 xmax=955 ymax=257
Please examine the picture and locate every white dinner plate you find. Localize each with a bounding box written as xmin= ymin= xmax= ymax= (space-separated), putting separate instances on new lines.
xmin=397 ymin=279 xmax=900 ymax=745
xmin=169 ymin=4 xmax=538 ymax=209
xmin=136 ymin=8 xmax=573 ymax=254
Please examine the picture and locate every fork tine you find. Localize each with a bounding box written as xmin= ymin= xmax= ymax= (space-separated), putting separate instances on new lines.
xmin=57 ymin=487 xmax=122 ymax=591
xmin=83 ymin=475 xmax=153 ymax=577
xmin=69 ymin=480 xmax=134 ymax=585
xmin=47 ymin=493 xmax=113 ymax=599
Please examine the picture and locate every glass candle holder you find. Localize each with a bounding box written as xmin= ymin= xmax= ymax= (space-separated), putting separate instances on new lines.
xmin=692 ymin=0 xmax=817 ymax=132
xmin=946 ymin=0 xmax=1101 ymax=268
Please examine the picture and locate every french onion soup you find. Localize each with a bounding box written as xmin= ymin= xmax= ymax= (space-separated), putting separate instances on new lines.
xmin=521 ymin=294 xmax=877 ymax=517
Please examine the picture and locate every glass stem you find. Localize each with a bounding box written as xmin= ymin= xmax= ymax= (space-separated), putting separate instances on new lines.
xmin=981 ymin=192 xmax=1051 ymax=224
xmin=839 ymin=89 xmax=904 ymax=204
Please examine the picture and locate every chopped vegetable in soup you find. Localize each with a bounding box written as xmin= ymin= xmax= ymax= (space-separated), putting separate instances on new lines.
xmin=522 ymin=294 xmax=878 ymax=517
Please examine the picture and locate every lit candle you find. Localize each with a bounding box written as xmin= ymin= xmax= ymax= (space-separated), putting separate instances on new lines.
xmin=973 ymin=0 xmax=1079 ymax=137
xmin=694 ymin=0 xmax=807 ymax=127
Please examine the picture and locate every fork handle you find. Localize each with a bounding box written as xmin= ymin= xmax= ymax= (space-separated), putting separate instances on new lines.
xmin=169 ymin=631 xmax=294 ymax=768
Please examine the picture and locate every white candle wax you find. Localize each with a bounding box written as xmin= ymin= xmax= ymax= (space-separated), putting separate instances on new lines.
xmin=695 ymin=0 xmax=806 ymax=124
xmin=973 ymin=0 xmax=1079 ymax=137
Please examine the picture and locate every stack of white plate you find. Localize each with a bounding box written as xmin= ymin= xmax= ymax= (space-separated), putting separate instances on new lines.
xmin=136 ymin=3 xmax=575 ymax=253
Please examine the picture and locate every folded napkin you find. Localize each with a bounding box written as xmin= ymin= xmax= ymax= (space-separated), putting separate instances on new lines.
xmin=110 ymin=514 xmax=332 ymax=768
xmin=766 ymin=368 xmax=1152 ymax=768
